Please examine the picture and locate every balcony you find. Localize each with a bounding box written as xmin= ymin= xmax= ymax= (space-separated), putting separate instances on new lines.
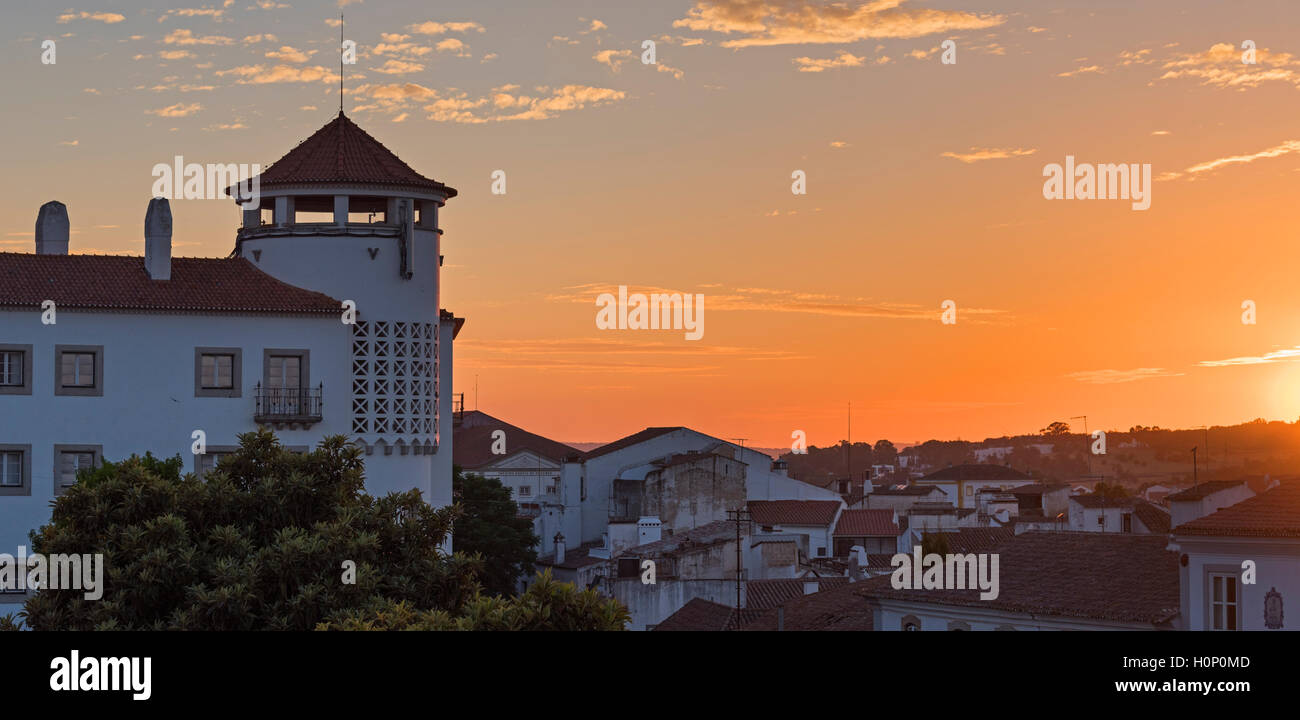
xmin=254 ymin=383 xmax=323 ymax=429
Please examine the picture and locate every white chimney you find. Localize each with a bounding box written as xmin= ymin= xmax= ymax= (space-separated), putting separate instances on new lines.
xmin=803 ymin=580 xmax=819 ymax=595
xmin=35 ymin=201 xmax=69 ymax=255
xmin=144 ymin=197 xmax=172 ymax=280
xmin=553 ymin=532 xmax=566 ymax=565
xmin=770 ymin=460 xmax=788 ymax=478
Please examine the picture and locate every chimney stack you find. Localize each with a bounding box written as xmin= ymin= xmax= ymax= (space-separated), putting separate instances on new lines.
xmin=35 ymin=201 xmax=70 ymax=255
xmin=553 ymin=532 xmax=566 ymax=565
xmin=145 ymin=197 xmax=172 ymax=280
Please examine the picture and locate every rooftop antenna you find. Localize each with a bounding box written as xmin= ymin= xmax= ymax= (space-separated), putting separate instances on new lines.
xmin=338 ymin=12 xmax=344 ymax=114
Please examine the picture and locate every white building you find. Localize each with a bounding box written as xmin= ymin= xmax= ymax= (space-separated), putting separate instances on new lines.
xmin=1173 ymin=482 xmax=1299 ymax=630
xmin=1167 ymin=480 xmax=1256 ymax=529
xmin=0 ymin=112 xmax=463 ymax=558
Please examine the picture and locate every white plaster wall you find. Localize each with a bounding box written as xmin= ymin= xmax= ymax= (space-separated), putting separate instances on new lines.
xmin=0 ymin=309 xmax=362 ymax=551
xmin=1178 ymin=537 xmax=1300 ymax=631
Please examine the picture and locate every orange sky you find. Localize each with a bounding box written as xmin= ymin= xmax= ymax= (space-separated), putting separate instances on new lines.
xmin=6 ymin=1 xmax=1300 ymax=447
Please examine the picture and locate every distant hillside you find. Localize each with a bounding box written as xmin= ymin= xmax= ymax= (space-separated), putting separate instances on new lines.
xmin=777 ymin=418 xmax=1300 ymax=490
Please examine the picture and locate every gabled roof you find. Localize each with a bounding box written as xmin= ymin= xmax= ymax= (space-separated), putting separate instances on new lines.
xmin=748 ymin=500 xmax=842 ymax=527
xmin=0 ymin=253 xmax=341 ymax=315
xmin=869 ymin=485 xmax=940 ymax=496
xmin=833 ymin=509 xmax=900 ymax=537
xmin=918 ymin=464 xmax=1033 ymax=483
xmin=453 ymin=410 xmax=578 ymax=469
xmin=652 ymin=598 xmax=735 ymax=631
xmin=1133 ymin=500 xmax=1171 ymax=534
xmin=745 ymin=577 xmax=852 ymax=610
xmin=579 ymin=426 xmax=685 ymax=461
xmin=737 ymin=581 xmax=874 ymax=631
xmin=925 ymin=527 xmax=1015 ymax=554
xmin=238 ymin=111 xmax=457 ymax=196
xmin=1166 ymin=480 xmax=1245 ymax=502
xmin=859 ymin=532 xmax=1180 ymax=625
xmin=1175 ymin=483 xmax=1300 ymax=538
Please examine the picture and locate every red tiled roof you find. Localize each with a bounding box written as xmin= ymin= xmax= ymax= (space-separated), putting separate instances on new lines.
xmin=0 ymin=253 xmax=340 ymax=314
xmin=1166 ymin=480 xmax=1245 ymax=502
xmin=859 ymin=532 xmax=1180 ymax=625
xmin=748 ymin=500 xmax=842 ymax=527
xmin=925 ymin=527 xmax=1015 ymax=554
xmin=580 ymin=426 xmax=685 ymax=461
xmin=738 ymin=582 xmax=875 ymax=631
xmin=238 ymin=111 xmax=457 ymax=196
xmin=833 ymin=509 xmax=900 ymax=537
xmin=746 ymin=577 xmax=850 ymax=609
xmin=1175 ymin=483 xmax=1300 ymax=537
xmin=653 ymin=598 xmax=735 ymax=631
xmin=453 ymin=410 xmax=578 ymax=469
xmin=1133 ymin=500 xmax=1171 ymax=534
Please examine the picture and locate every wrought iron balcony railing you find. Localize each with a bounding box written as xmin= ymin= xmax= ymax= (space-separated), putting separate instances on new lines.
xmin=254 ymin=383 xmax=323 ymax=426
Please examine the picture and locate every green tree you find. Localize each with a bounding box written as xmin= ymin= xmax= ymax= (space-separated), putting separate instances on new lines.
xmin=1040 ymin=421 xmax=1071 ymax=437
xmin=872 ymin=439 xmax=898 ymax=465
xmin=2 ymin=429 xmax=624 ymax=631
xmin=318 ymin=571 xmax=627 ymax=631
xmin=452 ymin=469 xmax=539 ymax=597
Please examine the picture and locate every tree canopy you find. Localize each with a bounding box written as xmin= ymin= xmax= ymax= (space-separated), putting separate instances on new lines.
xmin=3 ymin=429 xmax=625 ymax=631
xmin=452 ymin=470 xmax=538 ymax=597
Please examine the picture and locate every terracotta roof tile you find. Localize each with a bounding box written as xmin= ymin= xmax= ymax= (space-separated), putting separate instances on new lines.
xmin=1133 ymin=500 xmax=1171 ymax=534
xmin=859 ymin=532 xmax=1180 ymax=625
xmin=652 ymin=598 xmax=734 ymax=631
xmin=0 ymin=253 xmax=340 ymax=314
xmin=240 ymin=111 xmax=456 ymax=196
xmin=833 ymin=509 xmax=900 ymax=537
xmin=1166 ymin=480 xmax=1245 ymax=502
xmin=748 ymin=500 xmax=842 ymax=526
xmin=580 ymin=427 xmax=684 ymax=461
xmin=1175 ymin=483 xmax=1300 ymax=537
xmin=453 ymin=410 xmax=578 ymax=469
xmin=745 ymin=577 xmax=851 ymax=609
xmin=738 ymin=582 xmax=874 ymax=631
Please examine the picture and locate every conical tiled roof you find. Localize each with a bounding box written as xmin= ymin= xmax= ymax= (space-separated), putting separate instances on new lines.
xmin=244 ymin=111 xmax=457 ymax=196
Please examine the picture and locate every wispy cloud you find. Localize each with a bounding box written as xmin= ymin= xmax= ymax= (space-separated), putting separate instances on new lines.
xmin=1066 ymin=368 xmax=1184 ymax=384
xmin=547 ymin=284 xmax=1010 ymax=323
xmin=58 ymin=11 xmax=125 ymax=24
xmin=940 ymin=147 xmax=1037 ymax=163
xmin=673 ymin=0 xmax=1004 ymax=48
xmin=792 ymin=51 xmax=864 ymax=72
xmin=1159 ymin=139 xmax=1300 ymax=181
xmin=1199 ymin=346 xmax=1300 ymax=368
xmin=146 ymin=102 xmax=203 ymax=117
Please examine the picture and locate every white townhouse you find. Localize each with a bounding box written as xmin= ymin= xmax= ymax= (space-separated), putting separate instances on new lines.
xmin=1173 ymin=482 xmax=1300 ymax=631
xmin=0 ymin=112 xmax=463 ymax=560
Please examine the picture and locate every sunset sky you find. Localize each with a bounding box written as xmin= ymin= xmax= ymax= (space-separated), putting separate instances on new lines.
xmin=5 ymin=0 xmax=1300 ymax=448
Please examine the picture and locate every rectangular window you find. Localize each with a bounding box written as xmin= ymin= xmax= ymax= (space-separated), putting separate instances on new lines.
xmin=52 ymin=444 xmax=102 ymax=496
xmin=518 ymin=486 xmax=532 ymax=497
xmin=0 ymin=445 xmax=31 ymax=496
xmin=54 ymin=346 xmax=103 ymax=396
xmin=61 ymin=353 xmax=94 ymax=387
xmin=0 ymin=345 xmax=33 ymax=395
xmin=195 ymin=446 xmax=239 ymax=480
xmin=195 ymin=348 xmax=242 ymax=398
xmin=1210 ymin=573 xmax=1240 ymax=631
xmin=0 ymin=351 xmax=22 ymax=386
xmin=261 ymin=349 xmax=309 ymax=415
xmin=1 ymin=452 xmax=21 ymax=486
xmin=202 ymin=355 xmax=233 ymax=389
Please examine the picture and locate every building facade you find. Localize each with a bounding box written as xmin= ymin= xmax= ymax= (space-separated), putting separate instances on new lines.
xmin=0 ymin=112 xmax=462 ymax=560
